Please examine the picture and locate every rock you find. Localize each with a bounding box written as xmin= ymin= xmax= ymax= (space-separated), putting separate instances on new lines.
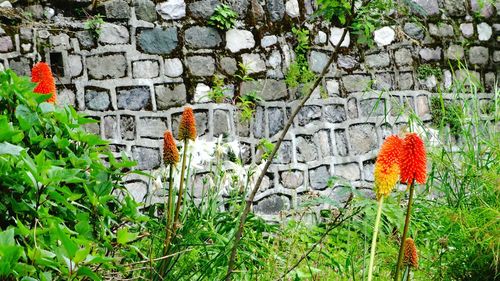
xmin=324 ymin=104 xmax=346 ymax=123
xmin=373 ymin=73 xmax=393 ymax=91
xmin=296 ymin=136 xmax=318 ymax=162
xmin=471 ymin=0 xmax=494 ymax=18
xmin=98 ymin=23 xmax=129 ymax=44
xmin=104 ymin=116 xmax=118 ymax=139
xmin=267 ymin=50 xmax=281 ymax=68
xmin=335 ymin=130 xmax=348 ymax=156
xmin=121 ymin=116 xmax=136 ymax=140
xmin=134 ymin=0 xmax=157 ymax=22
xmin=359 ymin=98 xmax=385 ymax=117
xmin=365 ymin=52 xmax=390 ymax=68
xmin=477 ymin=22 xmax=492 ymax=41
xmin=26 ymin=5 xmax=44 ymax=19
xmin=132 ymin=146 xmax=161 ymax=170
xmin=337 ymin=55 xmax=358 ymax=70
xmin=58 ymin=89 xmax=76 ymax=107
xmin=117 ymin=87 xmax=152 ymax=110
xmin=186 ymin=56 xmax=215 ymax=76
xmin=444 ymin=0 xmax=466 ymax=16
xmin=138 ymin=28 xmax=178 ymax=54
xmin=342 ymin=75 xmax=371 ymax=92
xmin=493 ymin=51 xmax=500 ymax=62
xmin=194 ymin=83 xmax=211 ymax=103
xmin=404 ymin=22 xmax=424 ymax=39
xmin=138 ymin=117 xmax=167 ymax=138
xmin=44 ymin=7 xmax=55 ymax=19
xmin=394 ymin=48 xmax=413 ymax=66
xmin=164 ymin=58 xmax=183 ymax=77
xmin=309 ymin=51 xmax=329 ymax=73
xmin=240 ymin=79 xmax=288 ymax=101
xmin=460 ymin=23 xmax=474 ymax=38
xmin=50 ymin=34 xmax=70 ymax=49
xmin=314 ymin=30 xmax=327 ymax=44
xmin=188 ymin=0 xmax=219 ymax=19
xmin=87 ymin=53 xmax=127 ymax=79
xmin=184 ymin=26 xmax=221 ymax=48
xmin=329 ymin=27 xmax=350 ymax=47
xmin=8 ymin=57 xmax=31 ymax=76
xmin=126 ymin=181 xmax=148 ymax=202
xmin=156 ymin=0 xmax=186 ymax=20
xmin=67 ymin=55 xmax=83 ymax=77
xmin=334 ymin=162 xmax=360 ymax=181
xmin=213 ymin=110 xmax=230 ymax=137
xmin=267 ymin=0 xmax=285 ymax=21
xmin=227 ymin=0 xmax=250 ymax=18
xmin=298 ymin=105 xmax=321 ymax=126
xmin=419 ymin=47 xmax=441 ymax=62
xmin=220 ymin=57 xmax=238 ymax=75
xmin=132 ymin=60 xmax=160 ymax=78
xmin=0 ymin=36 xmax=13 ymax=52
xmin=446 ymin=45 xmax=464 ymax=60
xmin=469 ymin=46 xmax=489 ymax=65
xmin=242 ymin=53 xmax=266 ymax=73
xmin=254 ymin=196 xmax=289 ymax=215
xmin=105 ymin=0 xmax=131 ymax=19
xmin=261 ymin=35 xmax=278 ymax=47
xmin=281 ymin=170 xmax=304 ymax=189
xmin=309 ymin=165 xmax=330 ymax=190
xmin=348 ymin=124 xmax=377 ymax=155
xmin=429 ymin=23 xmax=454 ymax=37
xmin=85 ymin=88 xmax=110 ymax=111
xmin=285 ymin=0 xmax=299 ymax=17
xmin=226 ymin=29 xmax=255 ymax=53
xmin=325 ymin=80 xmax=339 ymax=95
xmin=0 ymin=1 xmax=12 ymax=8
xmin=410 ymin=0 xmax=440 ymax=17
xmin=76 ymin=31 xmax=95 ymax=48
xmin=268 ymin=107 xmax=284 ymax=136
xmin=373 ymin=26 xmax=395 ymax=47
xmin=155 ymin=83 xmax=186 ymax=110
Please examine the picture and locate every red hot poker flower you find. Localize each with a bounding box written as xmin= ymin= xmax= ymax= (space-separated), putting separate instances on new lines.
xmin=403 ymin=237 xmax=419 ymax=268
xmin=31 ymin=62 xmax=57 ymax=103
xmin=163 ymin=131 xmax=179 ymax=165
xmin=178 ymin=107 xmax=196 ymax=141
xmin=374 ymin=135 xmax=403 ymax=199
xmin=399 ymin=133 xmax=427 ymax=184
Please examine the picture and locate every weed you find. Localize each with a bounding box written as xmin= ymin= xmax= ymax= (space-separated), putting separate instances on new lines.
xmin=208 ymin=75 xmax=228 ymax=103
xmin=417 ymin=64 xmax=443 ymax=81
xmin=237 ymin=91 xmax=263 ymax=122
xmin=84 ymin=14 xmax=104 ymax=40
xmin=285 ymin=27 xmax=315 ymax=89
xmin=208 ymin=4 xmax=238 ymax=31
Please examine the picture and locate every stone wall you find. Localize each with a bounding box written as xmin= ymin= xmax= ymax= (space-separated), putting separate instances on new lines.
xmin=0 ymin=0 xmax=498 ymax=217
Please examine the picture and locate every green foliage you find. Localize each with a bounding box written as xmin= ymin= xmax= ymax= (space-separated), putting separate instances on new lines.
xmin=285 ymin=28 xmax=315 ymax=89
xmin=430 ymin=96 xmax=464 ymax=137
xmin=84 ymin=14 xmax=104 ymax=40
xmin=0 ymin=69 xmax=147 ymax=279
xmin=257 ymin=139 xmax=275 ymax=160
xmin=238 ymin=91 xmax=263 ymax=122
xmin=208 ymin=4 xmax=238 ymax=31
xmin=208 ymin=75 xmax=228 ymax=103
xmin=417 ymin=64 xmax=443 ymax=80
xmin=351 ymin=0 xmax=394 ymax=46
xmin=235 ymin=62 xmax=254 ymax=82
xmin=315 ymin=0 xmax=351 ymax=24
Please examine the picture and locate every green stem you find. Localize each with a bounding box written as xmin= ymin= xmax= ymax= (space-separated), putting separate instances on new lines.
xmin=395 ymin=180 xmax=416 ymax=281
xmin=173 ymin=138 xmax=189 ymax=235
xmin=368 ymin=196 xmax=384 ymax=281
xmin=164 ymin=164 xmax=175 ymax=251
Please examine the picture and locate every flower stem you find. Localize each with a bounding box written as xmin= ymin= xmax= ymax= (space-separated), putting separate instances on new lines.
xmin=165 ymin=164 xmax=175 ymax=251
xmin=173 ymin=138 xmax=189 ymax=233
xmin=368 ymin=195 xmax=384 ymax=281
xmin=395 ymin=180 xmax=415 ymax=281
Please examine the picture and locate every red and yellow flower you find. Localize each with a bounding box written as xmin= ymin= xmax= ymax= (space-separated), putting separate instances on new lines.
xmin=31 ymin=62 xmax=57 ymax=103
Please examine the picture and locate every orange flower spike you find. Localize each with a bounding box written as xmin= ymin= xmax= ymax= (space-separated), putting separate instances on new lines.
xmin=399 ymin=133 xmax=427 ymax=185
xmin=163 ymin=131 xmax=179 ymax=165
xmin=31 ymin=62 xmax=57 ymax=103
xmin=403 ymin=238 xmax=419 ymax=268
xmin=374 ymin=135 xmax=403 ymax=199
xmin=178 ymin=107 xmax=197 ymax=141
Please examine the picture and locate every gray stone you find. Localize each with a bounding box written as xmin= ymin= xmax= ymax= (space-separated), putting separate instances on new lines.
xmin=297 ymin=135 xmax=318 ymax=162
xmin=404 ymin=22 xmax=424 ymax=39
xmin=125 ymin=181 xmax=148 ymax=202
xmin=250 ymin=0 xmax=265 ymax=21
xmin=83 ymin=119 xmax=100 ymax=135
xmin=155 ymin=83 xmax=187 ymax=110
xmin=242 ymin=53 xmax=266 ymax=73
xmin=240 ymin=79 xmax=288 ymax=101
xmin=138 ymin=28 xmax=178 ymax=55
xmin=359 ymin=98 xmax=385 ymax=117
xmin=132 ymin=146 xmax=161 ymax=170
xmin=324 ymin=104 xmax=346 ymax=123
xmin=429 ymin=23 xmax=454 ymax=37
xmin=138 ymin=117 xmax=167 ymax=139
xmin=85 ymin=88 xmax=110 ymax=111
xmin=58 ymin=89 xmax=76 ymax=107
xmin=76 ymin=31 xmax=95 ymax=48
xmin=267 ymin=0 xmax=285 ymax=21
xmin=121 ymin=116 xmax=136 ymax=140
xmin=87 ymin=53 xmax=127 ymax=79
xmin=298 ymin=105 xmax=321 ymax=126
xmin=334 ymin=130 xmax=348 ymax=156
xmin=188 ymin=0 xmax=219 ymax=19
xmin=186 ymin=56 xmax=215 ymax=76
xmin=156 ymin=0 xmax=186 ymax=20
xmin=325 ymin=80 xmax=339 ymax=95
xmin=460 ymin=23 xmax=474 ymax=38
xmin=9 ymin=57 xmax=31 ymax=76
xmin=446 ymin=45 xmax=464 ymax=60
xmin=477 ymin=22 xmax=492 ymax=41
xmin=330 ymin=27 xmax=350 ymax=47
xmin=410 ymin=0 xmax=440 ymax=16
xmin=164 ymin=58 xmax=183 ymax=77
xmin=98 ymin=23 xmax=129 ymax=44
xmin=348 ymin=124 xmax=377 ymax=155
xmin=267 ymin=50 xmax=282 ymax=69
xmin=342 ymin=75 xmax=371 ymax=92
xmin=213 ymin=110 xmax=230 ymax=137
xmin=373 ymin=73 xmax=393 ymax=91
xmin=281 ymin=170 xmax=304 ymax=189
xmin=117 ymin=87 xmax=151 ymax=110
xmin=19 ymin=28 xmax=32 ymax=40
xmin=309 ymin=51 xmax=329 ymax=73
xmin=261 ymin=35 xmax=278 ymax=47
xmin=184 ymin=26 xmax=221 ymax=49
xmin=316 ymin=130 xmax=332 ymax=157
xmin=133 ymin=60 xmax=160 ymax=79
xmin=373 ymin=26 xmax=395 ymax=47
xmin=220 ymin=57 xmax=238 ymax=75
xmin=0 ymin=1 xmax=12 ymax=8
xmin=134 ymin=0 xmax=157 ymax=22
xmin=398 ymin=72 xmax=414 ymax=90
xmin=67 ymin=55 xmax=83 ymax=78
xmin=471 ymin=0 xmax=494 ymax=18
xmin=105 ymin=0 xmax=131 ymax=19
xmin=415 ymin=95 xmax=430 ymax=116
xmin=395 ymin=48 xmax=413 ymax=66
xmin=444 ymin=0 xmax=466 ymax=16
xmin=285 ymin=0 xmax=299 ymax=17
xmin=227 ymin=0 xmax=250 ymax=17
xmin=365 ymin=52 xmax=390 ymax=68
xmin=334 ymin=162 xmax=360 ymax=181
xmin=26 ymin=5 xmax=44 ymax=19
xmin=254 ymin=196 xmax=289 ymax=215
xmin=309 ymin=165 xmax=330 ymax=190
xmin=104 ymin=116 xmax=118 ymax=139
xmin=253 ymin=106 xmax=265 ymax=138
xmin=337 ymin=55 xmax=358 ymax=70
xmin=493 ymin=51 xmax=500 ymax=62
xmin=50 ymin=34 xmax=70 ymax=49
xmin=0 ymin=36 xmax=13 ymax=52
xmin=226 ymin=29 xmax=255 ymax=53
xmin=469 ymin=46 xmax=489 ymax=65
xmin=268 ymin=107 xmax=284 ymax=136
xmin=419 ymin=47 xmax=441 ymax=62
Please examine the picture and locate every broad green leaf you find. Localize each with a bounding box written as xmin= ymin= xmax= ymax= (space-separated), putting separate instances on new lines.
xmin=0 ymin=142 xmax=24 ymax=156
xmin=117 ymin=228 xmax=139 ymax=245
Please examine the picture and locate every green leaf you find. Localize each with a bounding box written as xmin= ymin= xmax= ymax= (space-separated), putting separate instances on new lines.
xmin=55 ymin=226 xmax=78 ymax=259
xmin=15 ymin=104 xmax=39 ymax=130
xmin=0 ymin=142 xmax=24 ymax=156
xmin=76 ymin=266 xmax=102 ymax=281
xmin=117 ymin=228 xmax=139 ymax=245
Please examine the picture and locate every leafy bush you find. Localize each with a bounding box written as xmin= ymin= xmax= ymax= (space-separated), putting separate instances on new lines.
xmin=208 ymin=4 xmax=238 ymax=31
xmin=0 ymin=69 xmax=147 ymax=279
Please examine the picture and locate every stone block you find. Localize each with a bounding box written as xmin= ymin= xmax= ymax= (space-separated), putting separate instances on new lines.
xmin=268 ymin=107 xmax=284 ymax=136
xmin=67 ymin=55 xmax=83 ymax=78
xmin=373 ymin=73 xmax=393 ymax=91
xmin=220 ymin=57 xmax=238 ymax=75
xmin=138 ymin=117 xmax=168 ymax=139
xmin=329 ymin=27 xmax=350 ymax=47
xmin=172 ymin=110 xmax=209 ymax=137
xmin=133 ymin=60 xmax=160 ymax=79
xmin=444 ymin=0 xmax=466 ymax=16
xmin=324 ymin=104 xmax=346 ymax=123
xmin=446 ymin=45 xmax=464 ymax=60
xmin=164 ymin=58 xmax=183 ymax=77
xmin=117 ymin=86 xmax=152 ymax=110
xmin=373 ymin=26 xmax=395 ymax=47
xmin=337 ymin=55 xmax=358 ymax=70
xmin=188 ymin=0 xmax=219 ymax=19
xmin=309 ymin=51 xmax=329 ymax=73
xmin=362 ymin=160 xmax=375 ymax=182
xmin=477 ymin=22 xmax=492 ymax=41
xmin=398 ymin=72 xmax=414 ymax=90
xmin=213 ymin=110 xmax=230 ymax=137
xmin=316 ymin=129 xmax=332 ymax=158
xmin=471 ymin=0 xmax=494 ymax=18
xmin=228 ymin=0 xmax=250 ymax=17
xmin=104 ymin=116 xmax=118 ymax=139
xmin=460 ymin=23 xmax=474 ymax=38
xmin=133 ymin=0 xmax=157 ymax=22
xmin=297 ymin=105 xmax=321 ymax=126
xmin=342 ymin=75 xmax=371 ymax=92
xmin=334 ymin=162 xmax=360 ymax=181
xmin=156 ymin=0 xmax=186 ymax=20
xmin=76 ymin=31 xmax=95 ymax=49
xmin=334 ymin=129 xmax=348 ymax=156
xmin=138 ymin=28 xmax=178 ymax=55
xmin=184 ymin=26 xmax=221 ymax=49
xmin=105 ymin=0 xmax=131 ymax=19
xmin=410 ymin=0 xmax=440 ymax=17
xmin=266 ymin=0 xmax=285 ymax=21
xmin=309 ymin=165 xmax=330 ymax=190
xmin=58 ymin=88 xmax=76 ymax=107
xmin=240 ymin=79 xmax=288 ymax=101
xmin=155 ymin=83 xmax=187 ymax=110
xmin=365 ymin=52 xmax=390 ymax=68
xmin=261 ymin=35 xmax=278 ymax=47
xmin=359 ymin=98 xmax=385 ymax=117
xmin=429 ymin=23 xmax=454 ymax=37
xmin=242 ymin=53 xmax=266 ymax=73
xmin=404 ymin=22 xmax=424 ymax=39
xmin=280 ymin=170 xmax=304 ymax=189
xmin=346 ymin=98 xmax=358 ymax=119
xmin=85 ymin=87 xmax=110 ymax=111
xmin=87 ymin=53 xmax=127 ymax=79
xmin=273 ymin=140 xmax=292 ymax=164
xmin=98 ymin=23 xmax=129 ymax=44
xmin=226 ymin=29 xmax=255 ymax=53
xmin=254 ymin=195 xmax=289 ymax=215
xmin=296 ymin=135 xmax=318 ymax=162
xmin=348 ymin=124 xmax=377 ymax=155
xmin=132 ymin=146 xmax=161 ymax=170
xmin=186 ymin=56 xmax=215 ymax=76
xmin=395 ymin=48 xmax=413 ymax=66
xmin=0 ymin=36 xmax=13 ymax=52
xmin=419 ymin=47 xmax=442 ymax=62
xmin=121 ymin=115 xmax=136 ymax=140
xmin=469 ymin=46 xmax=489 ymax=65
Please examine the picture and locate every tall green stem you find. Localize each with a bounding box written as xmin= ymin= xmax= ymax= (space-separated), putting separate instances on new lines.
xmin=173 ymin=138 xmax=189 ymax=233
xmin=368 ymin=196 xmax=384 ymax=281
xmin=164 ymin=164 xmax=175 ymax=251
xmin=395 ymin=180 xmax=415 ymax=281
